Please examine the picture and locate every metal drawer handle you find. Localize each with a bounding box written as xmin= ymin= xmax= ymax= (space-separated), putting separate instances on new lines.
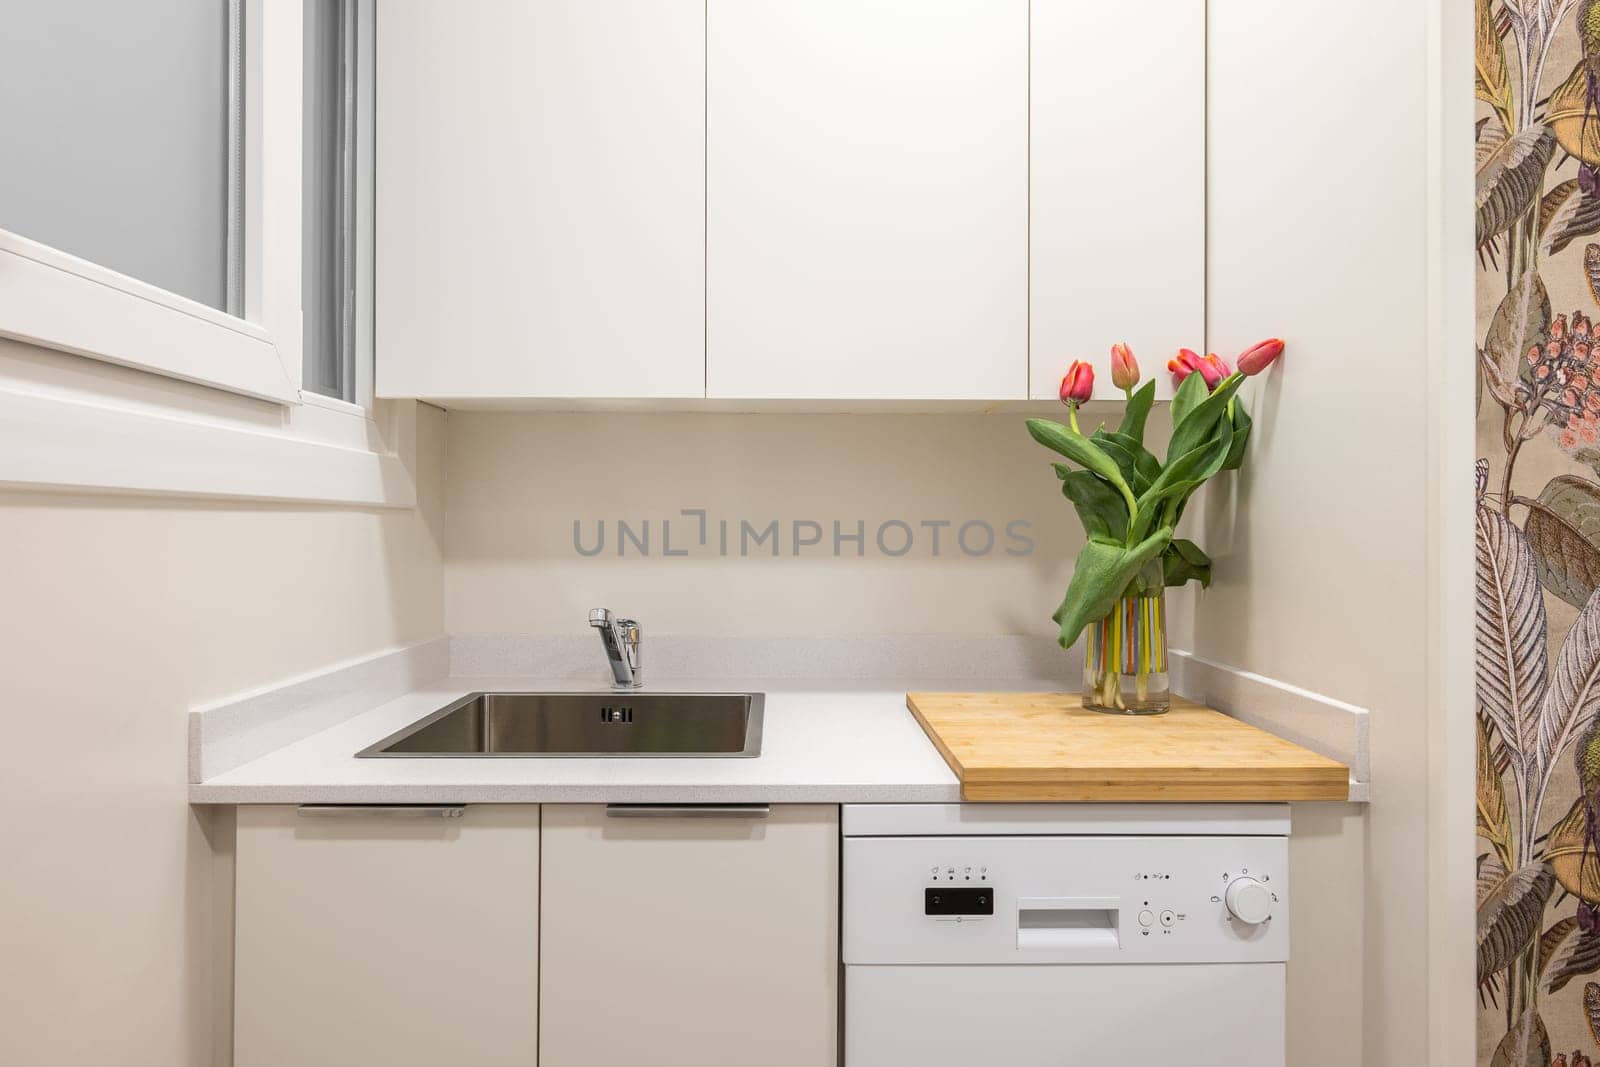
xmin=605 ymin=804 xmax=770 ymax=819
xmin=297 ymin=805 xmax=465 ymax=818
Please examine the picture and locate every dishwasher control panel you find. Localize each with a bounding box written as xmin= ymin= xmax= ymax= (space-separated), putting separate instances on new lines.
xmin=845 ymin=834 xmax=1289 ymax=966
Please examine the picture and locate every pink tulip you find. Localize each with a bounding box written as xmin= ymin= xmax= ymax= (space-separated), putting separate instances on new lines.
xmin=1237 ymin=338 xmax=1285 ymax=376
xmin=1200 ymin=353 xmax=1231 ymax=388
xmin=1167 ymin=348 xmax=1207 ymax=387
xmin=1109 ymin=343 xmax=1140 ymax=390
xmin=1059 ymin=360 xmax=1094 ymax=405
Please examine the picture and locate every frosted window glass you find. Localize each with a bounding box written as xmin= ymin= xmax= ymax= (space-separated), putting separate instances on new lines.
xmin=0 ymin=0 xmax=230 ymax=310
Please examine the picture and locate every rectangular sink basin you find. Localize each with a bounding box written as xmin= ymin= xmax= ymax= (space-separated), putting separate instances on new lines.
xmin=357 ymin=692 xmax=764 ymax=758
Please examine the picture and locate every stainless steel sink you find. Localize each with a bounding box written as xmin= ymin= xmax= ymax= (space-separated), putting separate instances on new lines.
xmin=357 ymin=692 xmax=764 ymax=758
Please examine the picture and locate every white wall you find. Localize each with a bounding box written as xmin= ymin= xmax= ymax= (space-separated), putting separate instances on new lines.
xmin=0 ymin=395 xmax=445 ymax=1066
xmin=1202 ymin=0 xmax=1435 ymax=1063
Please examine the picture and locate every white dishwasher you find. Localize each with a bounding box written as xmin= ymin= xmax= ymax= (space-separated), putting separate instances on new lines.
xmin=842 ymin=803 xmax=1289 ymax=1066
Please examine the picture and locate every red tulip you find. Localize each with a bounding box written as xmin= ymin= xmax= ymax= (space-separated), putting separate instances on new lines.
xmin=1200 ymin=353 xmax=1231 ymax=388
xmin=1237 ymin=338 xmax=1285 ymax=376
xmin=1109 ymin=343 xmax=1140 ymax=390
xmin=1167 ymin=348 xmax=1207 ymax=387
xmin=1059 ymin=360 xmax=1094 ymax=405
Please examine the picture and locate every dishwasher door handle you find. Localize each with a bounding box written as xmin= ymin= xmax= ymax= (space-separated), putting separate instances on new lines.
xmin=1016 ymin=896 xmax=1121 ymax=950
xmin=605 ymin=804 xmax=771 ymax=819
xmin=297 ymin=805 xmax=466 ymax=818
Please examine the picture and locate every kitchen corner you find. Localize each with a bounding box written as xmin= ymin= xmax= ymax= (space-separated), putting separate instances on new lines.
xmin=2 ymin=0 xmax=1463 ymax=1061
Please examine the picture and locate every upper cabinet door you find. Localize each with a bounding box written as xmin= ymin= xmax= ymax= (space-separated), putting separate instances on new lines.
xmin=376 ymin=0 xmax=705 ymax=400
xmin=1030 ymin=0 xmax=1204 ymax=402
xmin=706 ymin=0 xmax=1028 ymax=401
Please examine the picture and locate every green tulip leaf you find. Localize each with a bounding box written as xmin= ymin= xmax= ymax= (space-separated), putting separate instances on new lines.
xmin=1051 ymin=525 xmax=1176 ymax=649
xmin=1027 ymin=419 xmax=1136 ymax=509
xmin=1169 ymin=370 xmax=1209 ymax=428
xmin=1163 ymin=538 xmax=1212 ymax=588
xmin=1222 ymin=400 xmax=1252 ymax=471
xmin=1167 ymin=374 xmax=1246 ymax=464
xmin=1093 ymin=428 xmax=1161 ymax=492
xmin=1058 ymin=468 xmax=1130 ymax=542
xmin=1090 ymin=431 xmax=1159 ymax=494
xmin=1117 ymin=380 xmax=1157 ymax=446
xmin=1127 ymin=422 xmax=1234 ymax=544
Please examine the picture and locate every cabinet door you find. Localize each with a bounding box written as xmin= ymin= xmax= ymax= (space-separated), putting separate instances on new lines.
xmin=233 ymin=806 xmax=540 ymax=1067
xmin=1029 ymin=0 xmax=1204 ymax=401
xmin=706 ymin=1 xmax=1027 ymax=401
xmin=376 ymin=0 xmax=705 ymax=399
xmin=540 ymin=804 xmax=839 ymax=1067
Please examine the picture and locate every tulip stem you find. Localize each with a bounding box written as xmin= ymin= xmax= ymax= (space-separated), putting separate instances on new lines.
xmin=1068 ymin=404 xmax=1080 ymax=435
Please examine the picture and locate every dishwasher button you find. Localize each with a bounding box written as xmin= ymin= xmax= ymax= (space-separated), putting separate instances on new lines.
xmin=1159 ymin=909 xmax=1176 ymax=927
xmin=1138 ymin=910 xmax=1154 ymax=927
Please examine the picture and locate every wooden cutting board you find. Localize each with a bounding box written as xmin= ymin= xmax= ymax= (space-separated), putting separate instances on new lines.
xmin=906 ymin=692 xmax=1349 ymax=802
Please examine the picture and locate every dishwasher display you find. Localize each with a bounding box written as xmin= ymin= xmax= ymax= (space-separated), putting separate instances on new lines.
xmin=923 ymin=887 xmax=993 ymax=915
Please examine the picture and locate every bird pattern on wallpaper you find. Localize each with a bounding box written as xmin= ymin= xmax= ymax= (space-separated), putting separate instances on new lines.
xmin=1478 ymin=0 xmax=1600 ymax=1063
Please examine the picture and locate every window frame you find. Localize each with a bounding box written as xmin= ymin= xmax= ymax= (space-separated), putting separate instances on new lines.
xmin=0 ymin=1 xmax=303 ymax=405
xmin=0 ymin=2 xmax=415 ymax=509
xmin=302 ymin=0 xmax=376 ymax=407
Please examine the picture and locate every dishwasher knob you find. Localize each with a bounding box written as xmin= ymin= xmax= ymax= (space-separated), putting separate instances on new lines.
xmin=1224 ymin=877 xmax=1273 ymax=925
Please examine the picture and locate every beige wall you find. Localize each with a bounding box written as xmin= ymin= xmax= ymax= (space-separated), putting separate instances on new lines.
xmin=1202 ymin=0 xmax=1433 ymax=1064
xmin=0 ymin=403 xmax=446 ymax=1067
xmin=445 ymin=409 xmax=1112 ymax=637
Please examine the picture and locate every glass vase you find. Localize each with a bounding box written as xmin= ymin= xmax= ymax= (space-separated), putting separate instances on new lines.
xmin=1082 ymin=569 xmax=1170 ymax=715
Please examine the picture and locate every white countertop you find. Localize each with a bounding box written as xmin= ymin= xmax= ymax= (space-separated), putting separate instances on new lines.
xmin=189 ymin=676 xmax=973 ymax=804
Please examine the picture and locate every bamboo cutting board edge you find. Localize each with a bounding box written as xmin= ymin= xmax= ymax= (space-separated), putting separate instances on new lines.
xmin=906 ymin=692 xmax=1350 ymax=803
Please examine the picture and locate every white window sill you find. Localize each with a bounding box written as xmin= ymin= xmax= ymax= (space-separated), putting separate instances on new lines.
xmin=0 ymin=338 xmax=418 ymax=509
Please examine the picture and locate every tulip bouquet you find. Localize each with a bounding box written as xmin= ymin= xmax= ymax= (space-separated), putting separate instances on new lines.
xmin=1027 ymin=338 xmax=1284 ymax=713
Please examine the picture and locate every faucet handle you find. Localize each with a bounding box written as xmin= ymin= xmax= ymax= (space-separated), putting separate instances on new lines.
xmin=616 ymin=619 xmax=641 ymax=651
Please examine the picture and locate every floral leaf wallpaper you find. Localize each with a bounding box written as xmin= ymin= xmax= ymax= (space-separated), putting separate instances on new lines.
xmin=1478 ymin=3 xmax=1600 ymax=1063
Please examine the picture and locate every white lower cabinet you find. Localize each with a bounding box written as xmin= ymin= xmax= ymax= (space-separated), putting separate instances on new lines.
xmin=232 ymin=805 xmax=541 ymax=1067
xmin=538 ymin=804 xmax=840 ymax=1067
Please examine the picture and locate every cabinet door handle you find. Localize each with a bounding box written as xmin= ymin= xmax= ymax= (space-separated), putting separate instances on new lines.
xmin=297 ymin=805 xmax=466 ymax=818
xmin=604 ymin=804 xmax=770 ymax=819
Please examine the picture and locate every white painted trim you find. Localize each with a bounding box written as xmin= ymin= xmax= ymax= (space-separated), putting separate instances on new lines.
xmin=0 ymin=3 xmax=302 ymax=404
xmin=298 ymin=389 xmax=370 ymax=420
xmin=0 ymin=234 xmax=294 ymax=403
xmin=241 ymin=0 xmax=305 ymax=397
xmin=189 ymin=636 xmax=451 ymax=782
xmin=1168 ymin=649 xmax=1371 ymax=801
xmin=1426 ymin=0 xmax=1476 ymax=1059
xmin=0 ymin=383 xmax=418 ymax=507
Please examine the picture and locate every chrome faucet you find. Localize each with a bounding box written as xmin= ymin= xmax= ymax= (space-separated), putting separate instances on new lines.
xmin=589 ymin=608 xmax=642 ymax=689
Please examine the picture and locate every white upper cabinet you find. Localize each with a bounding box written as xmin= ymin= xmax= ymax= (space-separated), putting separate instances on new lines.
xmin=373 ymin=0 xmax=1204 ymax=407
xmin=1029 ymin=0 xmax=1205 ymax=402
xmin=705 ymin=0 xmax=1028 ymax=401
xmin=375 ymin=0 xmax=705 ymax=400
